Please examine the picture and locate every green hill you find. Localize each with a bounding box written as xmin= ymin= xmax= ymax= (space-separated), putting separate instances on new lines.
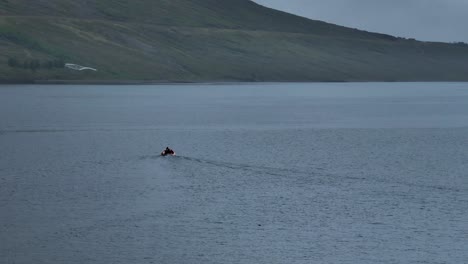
xmin=1 ymin=0 xmax=467 ymax=83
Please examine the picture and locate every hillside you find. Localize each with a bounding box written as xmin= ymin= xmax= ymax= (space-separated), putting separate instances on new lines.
xmin=1 ymin=0 xmax=468 ymax=83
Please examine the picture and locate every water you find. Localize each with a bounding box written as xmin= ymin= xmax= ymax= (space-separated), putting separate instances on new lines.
xmin=1 ymin=83 xmax=467 ymax=264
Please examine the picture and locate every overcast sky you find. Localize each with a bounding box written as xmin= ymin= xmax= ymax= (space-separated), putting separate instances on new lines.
xmin=253 ymin=0 xmax=468 ymax=43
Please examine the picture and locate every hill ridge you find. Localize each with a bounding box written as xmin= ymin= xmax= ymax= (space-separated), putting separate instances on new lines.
xmin=1 ymin=0 xmax=468 ymax=82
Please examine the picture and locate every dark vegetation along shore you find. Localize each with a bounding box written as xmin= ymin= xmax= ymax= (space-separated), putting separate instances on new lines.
xmin=1 ymin=0 xmax=468 ymax=83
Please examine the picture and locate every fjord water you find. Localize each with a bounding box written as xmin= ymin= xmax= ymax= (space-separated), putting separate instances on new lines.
xmin=1 ymin=83 xmax=467 ymax=264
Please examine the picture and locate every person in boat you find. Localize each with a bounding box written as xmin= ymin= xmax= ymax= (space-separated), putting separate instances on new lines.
xmin=161 ymin=147 xmax=175 ymax=156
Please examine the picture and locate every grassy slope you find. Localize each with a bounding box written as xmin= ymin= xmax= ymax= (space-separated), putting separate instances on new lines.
xmin=0 ymin=0 xmax=467 ymax=82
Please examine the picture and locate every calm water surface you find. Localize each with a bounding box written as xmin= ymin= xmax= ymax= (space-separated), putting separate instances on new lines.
xmin=1 ymin=83 xmax=467 ymax=264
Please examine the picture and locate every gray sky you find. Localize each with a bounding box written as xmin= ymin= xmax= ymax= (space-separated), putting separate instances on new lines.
xmin=253 ymin=0 xmax=468 ymax=43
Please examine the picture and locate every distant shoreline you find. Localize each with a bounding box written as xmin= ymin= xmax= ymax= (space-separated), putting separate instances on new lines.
xmin=1 ymin=79 xmax=349 ymax=85
xmin=1 ymin=79 xmax=467 ymax=85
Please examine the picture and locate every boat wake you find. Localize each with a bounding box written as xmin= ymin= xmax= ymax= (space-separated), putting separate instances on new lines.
xmin=138 ymin=154 xmax=467 ymax=193
xmin=139 ymin=154 xmax=320 ymax=179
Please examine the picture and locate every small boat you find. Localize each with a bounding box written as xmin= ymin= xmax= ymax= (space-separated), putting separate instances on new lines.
xmin=161 ymin=148 xmax=176 ymax=156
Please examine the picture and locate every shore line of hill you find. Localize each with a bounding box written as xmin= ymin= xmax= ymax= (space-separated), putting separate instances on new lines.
xmin=1 ymin=79 xmax=467 ymax=85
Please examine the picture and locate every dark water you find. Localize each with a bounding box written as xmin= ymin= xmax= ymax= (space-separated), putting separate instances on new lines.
xmin=1 ymin=83 xmax=467 ymax=264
